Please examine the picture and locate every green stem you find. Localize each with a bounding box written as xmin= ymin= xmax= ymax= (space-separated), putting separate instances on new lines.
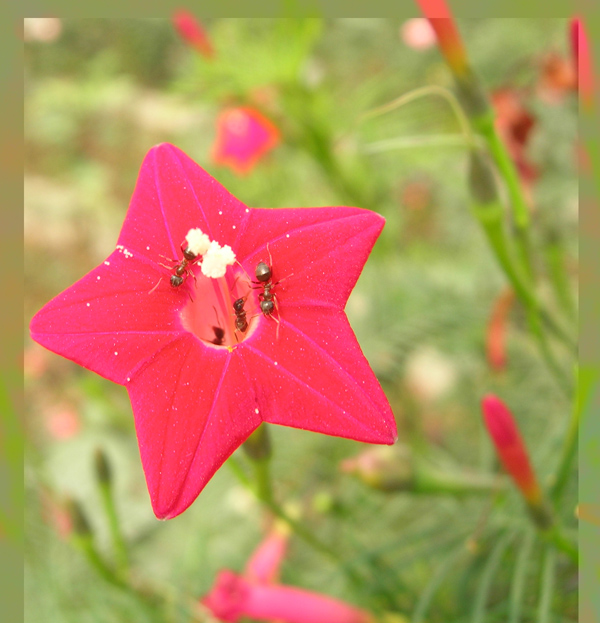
xmin=358 ymin=84 xmax=476 ymax=148
xmin=473 ymin=199 xmax=576 ymax=374
xmin=540 ymin=526 xmax=578 ymax=565
xmin=94 ymin=449 xmax=129 ymax=577
xmin=251 ymin=457 xmax=273 ymax=506
xmin=544 ymin=236 xmax=576 ymax=322
xmin=471 ymin=112 xmax=533 ymax=280
xmin=226 ymin=455 xmax=362 ymax=584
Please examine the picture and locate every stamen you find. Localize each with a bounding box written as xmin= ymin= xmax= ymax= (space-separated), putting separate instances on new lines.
xmin=201 ymin=241 xmax=236 ymax=278
xmin=185 ymin=228 xmax=211 ymax=256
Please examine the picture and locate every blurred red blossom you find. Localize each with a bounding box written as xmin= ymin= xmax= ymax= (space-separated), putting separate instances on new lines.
xmin=491 ymin=88 xmax=539 ymax=187
xmin=44 ymin=403 xmax=81 ymax=441
xmin=212 ymin=107 xmax=281 ymax=175
xmin=536 ymin=51 xmax=577 ymax=104
xmin=30 ymin=143 xmax=396 ymax=519
xmin=202 ymin=524 xmax=374 ymax=623
xmin=400 ymin=18 xmax=436 ymax=51
xmin=172 ymin=10 xmax=214 ymax=58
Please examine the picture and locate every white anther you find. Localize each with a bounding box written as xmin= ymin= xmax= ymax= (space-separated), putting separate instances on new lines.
xmin=185 ymin=228 xmax=211 ymax=256
xmin=201 ymin=241 xmax=236 ymax=279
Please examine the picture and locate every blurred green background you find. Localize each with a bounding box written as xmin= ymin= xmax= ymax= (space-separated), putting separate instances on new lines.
xmin=24 ymin=17 xmax=577 ymax=623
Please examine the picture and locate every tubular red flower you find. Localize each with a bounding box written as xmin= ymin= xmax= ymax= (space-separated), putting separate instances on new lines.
xmin=202 ymin=570 xmax=373 ymax=623
xmin=212 ymin=107 xmax=281 ymax=175
xmin=415 ymin=0 xmax=468 ymax=76
xmin=30 ymin=143 xmax=396 ymax=519
xmin=481 ymin=394 xmax=541 ymax=503
xmin=172 ymin=10 xmax=214 ymax=58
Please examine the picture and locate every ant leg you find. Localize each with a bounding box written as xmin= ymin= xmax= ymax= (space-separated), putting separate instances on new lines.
xmin=148 ymin=276 xmax=163 ymax=294
xmin=266 ymin=242 xmax=273 ymax=269
xmin=234 ymin=260 xmax=253 ymax=285
xmin=268 ymin=310 xmax=281 ymax=340
xmin=159 ymin=254 xmax=177 ymax=264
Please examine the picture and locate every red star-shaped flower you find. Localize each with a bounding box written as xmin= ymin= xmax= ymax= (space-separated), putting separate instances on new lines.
xmin=30 ymin=144 xmax=396 ymax=519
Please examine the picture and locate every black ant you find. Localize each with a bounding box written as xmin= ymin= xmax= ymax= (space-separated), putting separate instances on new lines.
xmin=251 ymin=244 xmax=293 ymax=337
xmin=233 ymin=296 xmax=249 ymax=342
xmin=149 ymin=241 xmax=200 ymax=296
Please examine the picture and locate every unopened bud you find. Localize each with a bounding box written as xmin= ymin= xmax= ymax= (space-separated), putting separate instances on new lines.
xmin=94 ymin=447 xmax=112 ymax=485
xmin=242 ymin=424 xmax=271 ymax=462
xmin=340 ymin=445 xmax=413 ymax=492
xmin=65 ymin=497 xmax=92 ymax=537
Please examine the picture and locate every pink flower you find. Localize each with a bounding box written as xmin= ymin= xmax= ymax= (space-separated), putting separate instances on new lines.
xmin=244 ymin=524 xmax=289 ymax=584
xmin=415 ymin=1 xmax=469 ymax=76
xmin=202 ymin=527 xmax=373 ymax=623
xmin=481 ymin=395 xmax=541 ymax=504
xmin=172 ymin=10 xmax=214 ymax=58
xmin=212 ymin=107 xmax=281 ymax=175
xmin=202 ymin=572 xmax=373 ymax=623
xmin=30 ymin=143 xmax=396 ymax=519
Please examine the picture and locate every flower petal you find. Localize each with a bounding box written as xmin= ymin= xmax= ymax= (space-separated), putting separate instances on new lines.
xmin=119 ymin=144 xmax=249 ymax=261
xmin=128 ymin=341 xmax=261 ymax=519
xmin=242 ymin=307 xmax=396 ymax=445
xmin=235 ymin=206 xmax=384 ymax=308
xmin=30 ymin=250 xmax=186 ymax=384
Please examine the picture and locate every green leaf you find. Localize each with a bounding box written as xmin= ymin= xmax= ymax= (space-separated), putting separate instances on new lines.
xmin=471 ymin=531 xmax=514 ymax=623
xmin=508 ymin=529 xmax=535 ymax=623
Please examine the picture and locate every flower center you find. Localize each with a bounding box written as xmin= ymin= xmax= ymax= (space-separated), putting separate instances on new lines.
xmin=180 ymin=266 xmax=257 ymax=348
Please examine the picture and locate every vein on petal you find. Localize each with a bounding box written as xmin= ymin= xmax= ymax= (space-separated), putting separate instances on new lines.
xmin=32 ymin=330 xmax=183 ymax=337
xmin=124 ymin=334 xmax=191 ymax=385
xmin=243 ymin=342 xmax=385 ymax=438
xmin=153 ymin=151 xmax=178 ymax=258
xmin=278 ymin=315 xmax=389 ymax=422
xmin=155 ymin=338 xmax=196 ymax=502
xmin=239 ymin=210 xmax=378 ymax=263
xmin=170 ymin=145 xmax=213 ymax=240
xmin=168 ymin=354 xmax=232 ymax=514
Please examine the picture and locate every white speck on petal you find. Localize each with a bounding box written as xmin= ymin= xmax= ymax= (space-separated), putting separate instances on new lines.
xmin=114 ymin=352 xmax=118 ymax=356
xmin=146 ymin=246 xmax=150 ymax=251
xmin=218 ymin=211 xmax=223 ymax=215
xmin=97 ymin=276 xmax=101 ymax=280
xmin=127 ymin=377 xmax=130 ymax=382
xmin=274 ymin=361 xmax=278 ymax=366
xmin=254 ymin=408 xmax=259 ymax=414
xmin=232 ymin=225 xmax=236 ymax=230
xmin=245 ymin=208 xmax=250 ymax=213
xmin=286 ymin=234 xmax=290 ymax=238
xmin=104 ymin=261 xmax=110 ymax=266
xmin=86 ymin=303 xmax=90 ymax=307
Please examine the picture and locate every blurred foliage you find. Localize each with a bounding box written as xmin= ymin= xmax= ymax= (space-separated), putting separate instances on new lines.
xmin=24 ymin=17 xmax=577 ymax=623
